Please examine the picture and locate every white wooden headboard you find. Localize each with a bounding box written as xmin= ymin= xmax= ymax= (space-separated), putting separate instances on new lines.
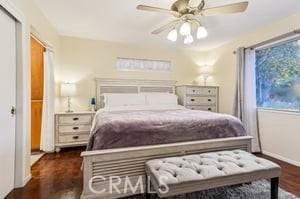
xmin=95 ymin=78 xmax=177 ymax=109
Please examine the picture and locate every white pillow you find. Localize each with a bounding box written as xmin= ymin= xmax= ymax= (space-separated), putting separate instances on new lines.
xmin=103 ymin=93 xmax=146 ymax=107
xmin=100 ymin=104 xmax=186 ymax=112
xmin=144 ymin=93 xmax=178 ymax=105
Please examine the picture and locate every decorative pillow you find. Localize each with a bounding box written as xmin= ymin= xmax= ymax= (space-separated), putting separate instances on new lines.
xmin=144 ymin=93 xmax=178 ymax=105
xmin=103 ymin=93 xmax=146 ymax=107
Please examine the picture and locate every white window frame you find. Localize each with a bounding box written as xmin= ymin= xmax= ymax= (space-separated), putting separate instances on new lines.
xmin=255 ymin=36 xmax=300 ymax=112
xmin=116 ymin=57 xmax=171 ymax=72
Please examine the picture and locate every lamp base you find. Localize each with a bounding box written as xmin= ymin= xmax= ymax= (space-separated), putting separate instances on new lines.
xmin=66 ymin=96 xmax=74 ymax=113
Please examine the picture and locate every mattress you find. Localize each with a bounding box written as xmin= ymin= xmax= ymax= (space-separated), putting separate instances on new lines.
xmin=87 ymin=105 xmax=246 ymax=150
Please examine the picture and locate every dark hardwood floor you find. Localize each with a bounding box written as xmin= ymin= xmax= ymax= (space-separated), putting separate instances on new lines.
xmin=7 ymin=147 xmax=84 ymax=199
xmin=7 ymin=148 xmax=300 ymax=199
xmin=257 ymin=153 xmax=300 ymax=197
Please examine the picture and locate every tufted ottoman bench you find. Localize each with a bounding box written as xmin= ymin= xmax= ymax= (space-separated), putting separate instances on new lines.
xmin=145 ymin=150 xmax=281 ymax=199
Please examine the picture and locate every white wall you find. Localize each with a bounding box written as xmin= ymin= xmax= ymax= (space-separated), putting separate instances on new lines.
xmin=258 ymin=109 xmax=300 ymax=166
xmin=56 ymin=36 xmax=210 ymax=111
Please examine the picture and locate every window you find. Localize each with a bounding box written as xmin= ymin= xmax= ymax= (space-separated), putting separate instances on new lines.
xmin=116 ymin=58 xmax=171 ymax=72
xmin=255 ymin=38 xmax=300 ymax=110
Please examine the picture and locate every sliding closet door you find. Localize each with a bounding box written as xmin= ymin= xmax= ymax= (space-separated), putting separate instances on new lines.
xmin=0 ymin=8 xmax=17 ymax=198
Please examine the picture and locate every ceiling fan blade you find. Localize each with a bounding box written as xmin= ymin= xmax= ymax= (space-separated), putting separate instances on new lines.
xmin=199 ymin=1 xmax=249 ymax=16
xmin=152 ymin=20 xmax=181 ymax=34
xmin=137 ymin=5 xmax=181 ymax=17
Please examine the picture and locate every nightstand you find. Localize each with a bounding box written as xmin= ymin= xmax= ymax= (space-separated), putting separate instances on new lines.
xmin=55 ymin=111 xmax=95 ymax=152
xmin=176 ymin=85 xmax=219 ymax=112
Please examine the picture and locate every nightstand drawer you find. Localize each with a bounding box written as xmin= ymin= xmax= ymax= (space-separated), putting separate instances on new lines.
xmin=58 ymin=133 xmax=89 ymax=143
xmin=186 ymin=96 xmax=216 ymax=105
xmin=186 ymin=105 xmax=217 ymax=112
xmin=58 ymin=115 xmax=92 ymax=125
xmin=58 ymin=125 xmax=91 ymax=133
xmin=186 ymin=87 xmax=217 ymax=95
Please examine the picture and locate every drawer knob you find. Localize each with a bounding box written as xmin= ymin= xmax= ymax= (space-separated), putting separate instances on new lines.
xmin=208 ymin=99 xmax=212 ymax=102
xmin=208 ymin=108 xmax=212 ymax=111
xmin=73 ymin=117 xmax=79 ymax=121
xmin=191 ymin=99 xmax=195 ymax=102
xmin=73 ymin=127 xmax=79 ymax=130
xmin=193 ymin=90 xmax=195 ymax=92
xmin=208 ymin=90 xmax=211 ymax=93
xmin=73 ymin=136 xmax=79 ymax=139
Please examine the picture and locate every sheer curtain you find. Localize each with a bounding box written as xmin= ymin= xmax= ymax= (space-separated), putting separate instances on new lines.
xmin=40 ymin=50 xmax=55 ymax=152
xmin=234 ymin=47 xmax=261 ymax=152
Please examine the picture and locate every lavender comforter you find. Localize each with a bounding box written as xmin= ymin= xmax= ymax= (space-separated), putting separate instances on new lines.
xmin=87 ymin=109 xmax=246 ymax=151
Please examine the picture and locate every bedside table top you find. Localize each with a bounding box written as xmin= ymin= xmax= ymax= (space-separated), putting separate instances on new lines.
xmin=55 ymin=111 xmax=96 ymax=115
xmin=176 ymin=85 xmax=219 ymax=88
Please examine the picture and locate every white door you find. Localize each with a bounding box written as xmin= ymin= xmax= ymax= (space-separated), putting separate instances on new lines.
xmin=0 ymin=7 xmax=17 ymax=198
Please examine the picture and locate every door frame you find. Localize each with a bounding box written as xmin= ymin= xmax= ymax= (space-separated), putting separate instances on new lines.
xmin=0 ymin=0 xmax=30 ymax=187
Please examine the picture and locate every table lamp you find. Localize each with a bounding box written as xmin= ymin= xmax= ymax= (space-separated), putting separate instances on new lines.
xmin=60 ymin=83 xmax=77 ymax=112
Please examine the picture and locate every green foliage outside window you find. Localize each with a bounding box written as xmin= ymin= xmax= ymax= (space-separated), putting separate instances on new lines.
xmin=255 ymin=39 xmax=300 ymax=110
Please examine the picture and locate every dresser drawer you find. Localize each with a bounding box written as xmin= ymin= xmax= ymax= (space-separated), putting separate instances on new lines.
xmin=186 ymin=96 xmax=216 ymax=105
xmin=58 ymin=115 xmax=92 ymax=125
xmin=58 ymin=133 xmax=89 ymax=143
xmin=58 ymin=125 xmax=91 ymax=133
xmin=186 ymin=87 xmax=217 ymax=95
xmin=186 ymin=105 xmax=217 ymax=112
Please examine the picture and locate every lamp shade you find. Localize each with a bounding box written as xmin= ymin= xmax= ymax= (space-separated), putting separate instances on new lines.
xmin=167 ymin=29 xmax=177 ymax=42
xmin=60 ymin=83 xmax=77 ymax=97
xmin=180 ymin=22 xmax=191 ymax=36
xmin=184 ymin=35 xmax=194 ymax=44
xmin=197 ymin=26 xmax=208 ymax=39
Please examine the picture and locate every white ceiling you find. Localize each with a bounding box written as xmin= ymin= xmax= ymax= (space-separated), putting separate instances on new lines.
xmin=34 ymin=0 xmax=300 ymax=51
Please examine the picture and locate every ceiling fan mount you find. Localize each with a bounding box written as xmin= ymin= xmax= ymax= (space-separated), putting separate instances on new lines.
xmin=170 ymin=0 xmax=205 ymax=17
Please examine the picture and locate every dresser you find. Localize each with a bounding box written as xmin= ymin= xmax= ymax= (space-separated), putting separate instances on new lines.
xmin=176 ymin=85 xmax=219 ymax=112
xmin=55 ymin=112 xmax=95 ymax=152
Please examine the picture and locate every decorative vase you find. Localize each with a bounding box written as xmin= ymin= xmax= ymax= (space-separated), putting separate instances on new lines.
xmin=91 ymin=97 xmax=96 ymax=112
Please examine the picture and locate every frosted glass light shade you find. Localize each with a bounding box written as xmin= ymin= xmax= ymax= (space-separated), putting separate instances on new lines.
xmin=180 ymin=22 xmax=191 ymax=36
xmin=197 ymin=26 xmax=208 ymax=39
xmin=167 ymin=29 xmax=177 ymax=42
xmin=61 ymin=83 xmax=77 ymax=97
xmin=184 ymin=35 xmax=194 ymax=44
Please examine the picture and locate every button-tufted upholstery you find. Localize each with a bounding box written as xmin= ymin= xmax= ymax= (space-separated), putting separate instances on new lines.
xmin=146 ymin=150 xmax=281 ymax=197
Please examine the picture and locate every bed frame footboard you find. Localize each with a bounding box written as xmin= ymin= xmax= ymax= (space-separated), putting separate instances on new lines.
xmin=80 ymin=136 xmax=252 ymax=199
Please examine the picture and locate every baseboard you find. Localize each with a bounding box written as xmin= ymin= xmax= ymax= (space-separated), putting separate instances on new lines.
xmin=14 ymin=173 xmax=31 ymax=188
xmin=23 ymin=174 xmax=32 ymax=186
xmin=262 ymin=150 xmax=300 ymax=167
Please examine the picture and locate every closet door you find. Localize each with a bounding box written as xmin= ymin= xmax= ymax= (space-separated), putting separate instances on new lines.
xmin=31 ymin=37 xmax=44 ymax=151
xmin=0 ymin=8 xmax=16 ymax=198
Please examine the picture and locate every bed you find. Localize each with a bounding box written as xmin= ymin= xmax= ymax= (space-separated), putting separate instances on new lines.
xmin=80 ymin=78 xmax=252 ymax=199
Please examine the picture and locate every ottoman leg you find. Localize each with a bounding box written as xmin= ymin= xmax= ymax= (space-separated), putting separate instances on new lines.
xmin=271 ymin=177 xmax=279 ymax=199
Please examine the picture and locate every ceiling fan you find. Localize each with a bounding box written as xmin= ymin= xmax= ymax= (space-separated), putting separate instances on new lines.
xmin=137 ymin=0 xmax=249 ymax=44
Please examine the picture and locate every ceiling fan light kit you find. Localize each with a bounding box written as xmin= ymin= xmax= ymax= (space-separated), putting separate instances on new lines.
xmin=167 ymin=29 xmax=178 ymax=42
xmin=184 ymin=34 xmax=194 ymax=44
xmin=137 ymin=0 xmax=249 ymax=45
xmin=168 ymin=21 xmax=207 ymax=44
xmin=197 ymin=26 xmax=208 ymax=39
xmin=180 ymin=22 xmax=191 ymax=36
